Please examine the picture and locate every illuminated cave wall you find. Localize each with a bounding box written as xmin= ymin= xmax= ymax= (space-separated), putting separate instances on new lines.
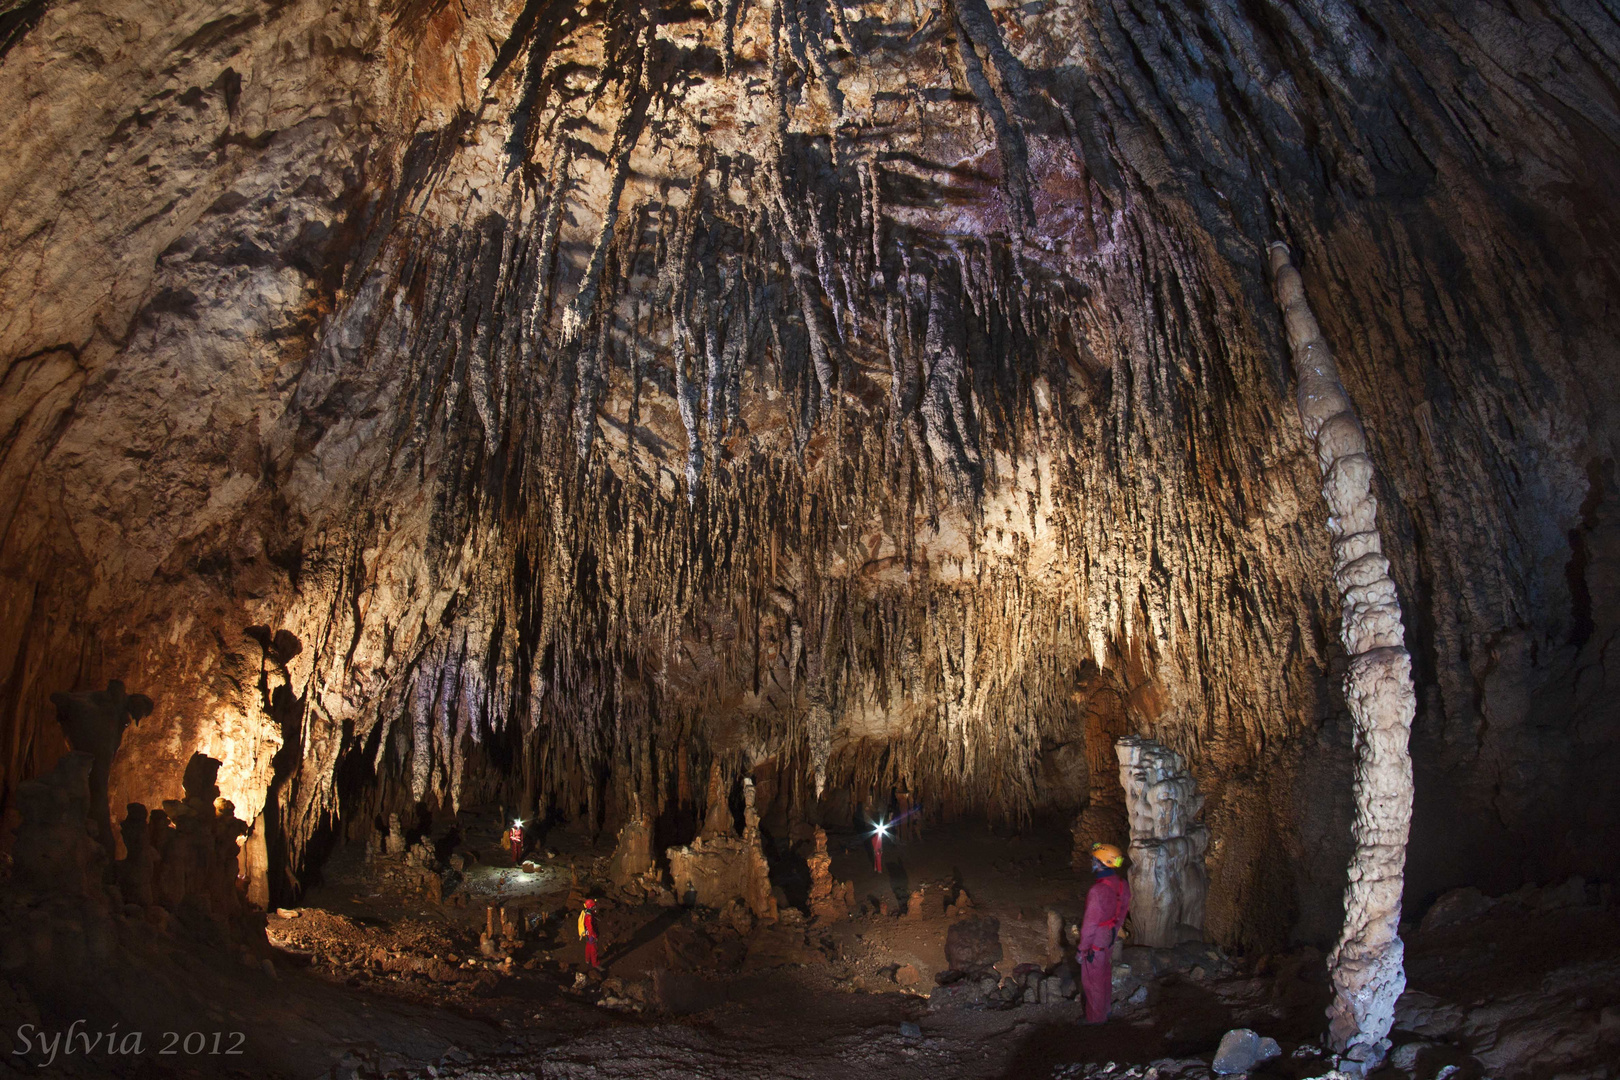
xmin=2 ymin=0 xmax=1617 ymax=945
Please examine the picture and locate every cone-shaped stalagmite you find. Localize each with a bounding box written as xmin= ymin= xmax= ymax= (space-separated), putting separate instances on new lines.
xmin=1269 ymin=243 xmax=1416 ymax=1068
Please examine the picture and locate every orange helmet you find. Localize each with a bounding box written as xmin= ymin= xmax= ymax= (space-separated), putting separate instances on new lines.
xmin=1090 ymin=842 xmax=1125 ymax=868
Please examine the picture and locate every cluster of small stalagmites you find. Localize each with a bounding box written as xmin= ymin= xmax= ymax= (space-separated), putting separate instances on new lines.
xmin=361 ymin=814 xmax=446 ymax=902
xmin=479 ymin=903 xmax=526 ymax=961
xmin=664 ymin=772 xmax=779 ymax=920
xmin=1 ymin=748 xmax=258 ymax=976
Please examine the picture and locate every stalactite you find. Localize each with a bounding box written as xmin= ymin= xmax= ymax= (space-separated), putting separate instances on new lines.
xmin=529 ymin=140 xmax=574 ymax=348
xmin=1269 ymin=243 xmax=1415 ymax=1070
xmin=719 ymin=0 xmax=747 ymax=72
xmin=949 ymin=0 xmax=1031 ymax=112
xmin=674 ymin=315 xmax=705 ymax=500
xmin=952 ymin=17 xmax=1034 ymax=235
xmin=788 ymin=0 xmax=844 ymax=115
xmin=920 ymin=277 xmax=982 ymax=499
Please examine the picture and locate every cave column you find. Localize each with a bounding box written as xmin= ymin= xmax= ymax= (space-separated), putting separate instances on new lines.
xmin=1115 ymin=736 xmax=1208 ymax=947
xmin=1269 ymin=243 xmax=1416 ymax=1070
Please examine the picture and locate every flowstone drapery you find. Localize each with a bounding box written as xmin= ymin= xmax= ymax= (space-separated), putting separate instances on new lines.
xmin=1116 ymin=736 xmax=1208 ymax=948
xmin=1269 ymin=244 xmax=1417 ymax=1069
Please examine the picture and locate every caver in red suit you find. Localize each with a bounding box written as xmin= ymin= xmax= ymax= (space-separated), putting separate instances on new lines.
xmin=1077 ymin=843 xmax=1131 ymax=1024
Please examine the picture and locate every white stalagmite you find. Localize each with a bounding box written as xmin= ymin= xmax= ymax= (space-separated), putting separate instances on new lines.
xmin=1116 ymin=736 xmax=1208 ymax=948
xmin=1268 ymin=243 xmax=1416 ymax=1069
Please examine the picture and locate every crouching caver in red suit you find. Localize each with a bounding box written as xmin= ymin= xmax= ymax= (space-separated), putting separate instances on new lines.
xmin=1078 ymin=842 xmax=1131 ymax=1024
xmin=509 ymin=820 xmax=526 ymax=866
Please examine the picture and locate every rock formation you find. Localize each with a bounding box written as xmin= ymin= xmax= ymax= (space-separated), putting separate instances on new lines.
xmin=47 ymin=681 xmax=153 ymax=858
xmin=0 ymin=0 xmax=1616 ymax=972
xmin=2 ymin=745 xmax=261 ymax=976
xmin=148 ymin=754 xmax=253 ymax=930
xmin=7 ymin=752 xmax=102 ymax=896
xmin=1072 ymin=679 xmax=1131 ymax=868
xmin=1 ymin=752 xmax=118 ymax=974
xmin=667 ymin=779 xmax=775 ymax=920
xmin=944 ymin=916 xmax=1003 ymax=974
xmin=1117 ymin=736 xmax=1209 ymax=948
xmin=806 ymin=826 xmax=854 ymax=924
xmin=1270 ymin=244 xmax=1417 ymax=1067
xmin=115 ymin=803 xmax=154 ymax=907
xmin=700 ymin=763 xmax=734 ymax=840
xmin=610 ymin=796 xmax=656 ymax=888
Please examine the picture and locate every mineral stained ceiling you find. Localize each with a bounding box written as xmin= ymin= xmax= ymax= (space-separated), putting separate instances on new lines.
xmin=1 ymin=0 xmax=1617 ymax=946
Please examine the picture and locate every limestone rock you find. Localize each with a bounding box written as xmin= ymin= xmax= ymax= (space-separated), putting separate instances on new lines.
xmin=48 ymin=682 xmax=153 ymax=859
xmin=700 ymin=763 xmax=734 ymax=840
xmin=1117 ymin=737 xmax=1209 ymax=948
xmin=1212 ymin=1029 xmax=1281 ymax=1075
xmin=1418 ymin=887 xmax=1495 ymax=934
xmin=1392 ymin=991 xmax=1465 ymax=1039
xmin=385 ymin=815 xmax=408 ymax=856
xmin=666 ymin=780 xmax=775 ymax=920
xmin=807 ymin=828 xmax=853 ymax=924
xmin=610 ymin=808 xmax=656 ymax=887
xmin=1271 ymin=245 xmax=1416 ymax=1061
xmin=115 ymin=803 xmax=155 ymax=907
xmin=907 ymin=886 xmax=937 ymax=919
xmin=0 ymin=0 xmax=1615 ymax=988
xmin=9 ymin=753 xmax=102 ymax=895
xmin=944 ymin=916 xmax=1002 ymax=974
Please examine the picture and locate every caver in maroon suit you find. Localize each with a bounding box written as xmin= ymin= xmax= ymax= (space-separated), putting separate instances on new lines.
xmin=1078 ymin=866 xmax=1131 ymax=1023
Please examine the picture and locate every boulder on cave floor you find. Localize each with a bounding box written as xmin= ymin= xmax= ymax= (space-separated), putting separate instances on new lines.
xmin=1211 ymin=1028 xmax=1281 ymax=1075
xmin=944 ymin=915 xmax=1002 ymax=973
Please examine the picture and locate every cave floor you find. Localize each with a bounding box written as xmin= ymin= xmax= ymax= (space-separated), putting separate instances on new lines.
xmin=20 ymin=819 xmax=1618 ymax=1079
xmin=242 ymin=816 xmax=1334 ymax=1079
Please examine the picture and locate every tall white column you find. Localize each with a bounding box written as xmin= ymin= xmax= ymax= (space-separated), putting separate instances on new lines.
xmin=1269 ymin=243 xmax=1416 ymax=1071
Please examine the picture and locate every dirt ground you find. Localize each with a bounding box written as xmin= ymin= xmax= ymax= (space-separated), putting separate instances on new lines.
xmin=8 ymin=813 xmax=1617 ymax=1079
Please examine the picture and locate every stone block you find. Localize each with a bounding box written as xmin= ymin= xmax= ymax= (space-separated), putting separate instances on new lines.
xmin=944 ymin=915 xmax=1002 ymax=973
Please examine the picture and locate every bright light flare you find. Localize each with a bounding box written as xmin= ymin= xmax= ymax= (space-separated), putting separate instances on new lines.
xmin=870 ymin=818 xmax=892 ymax=839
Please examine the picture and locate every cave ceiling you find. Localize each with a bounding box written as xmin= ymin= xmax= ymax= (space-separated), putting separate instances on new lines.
xmin=2 ymin=0 xmax=1618 ymax=941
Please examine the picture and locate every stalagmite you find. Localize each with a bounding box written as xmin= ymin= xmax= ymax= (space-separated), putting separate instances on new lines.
xmin=807 ymin=826 xmax=854 ymax=923
xmin=1269 ymin=243 xmax=1416 ymax=1070
xmin=665 ymin=778 xmax=776 ymax=919
xmin=1116 ymin=736 xmax=1208 ymax=948
xmin=610 ymin=794 xmax=656 ymax=887
xmin=48 ymin=681 xmax=153 ymax=859
xmin=701 ymin=762 xmax=735 ymax=839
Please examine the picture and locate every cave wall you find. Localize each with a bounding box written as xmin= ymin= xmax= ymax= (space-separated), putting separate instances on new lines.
xmin=2 ymin=0 xmax=1617 ymax=944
